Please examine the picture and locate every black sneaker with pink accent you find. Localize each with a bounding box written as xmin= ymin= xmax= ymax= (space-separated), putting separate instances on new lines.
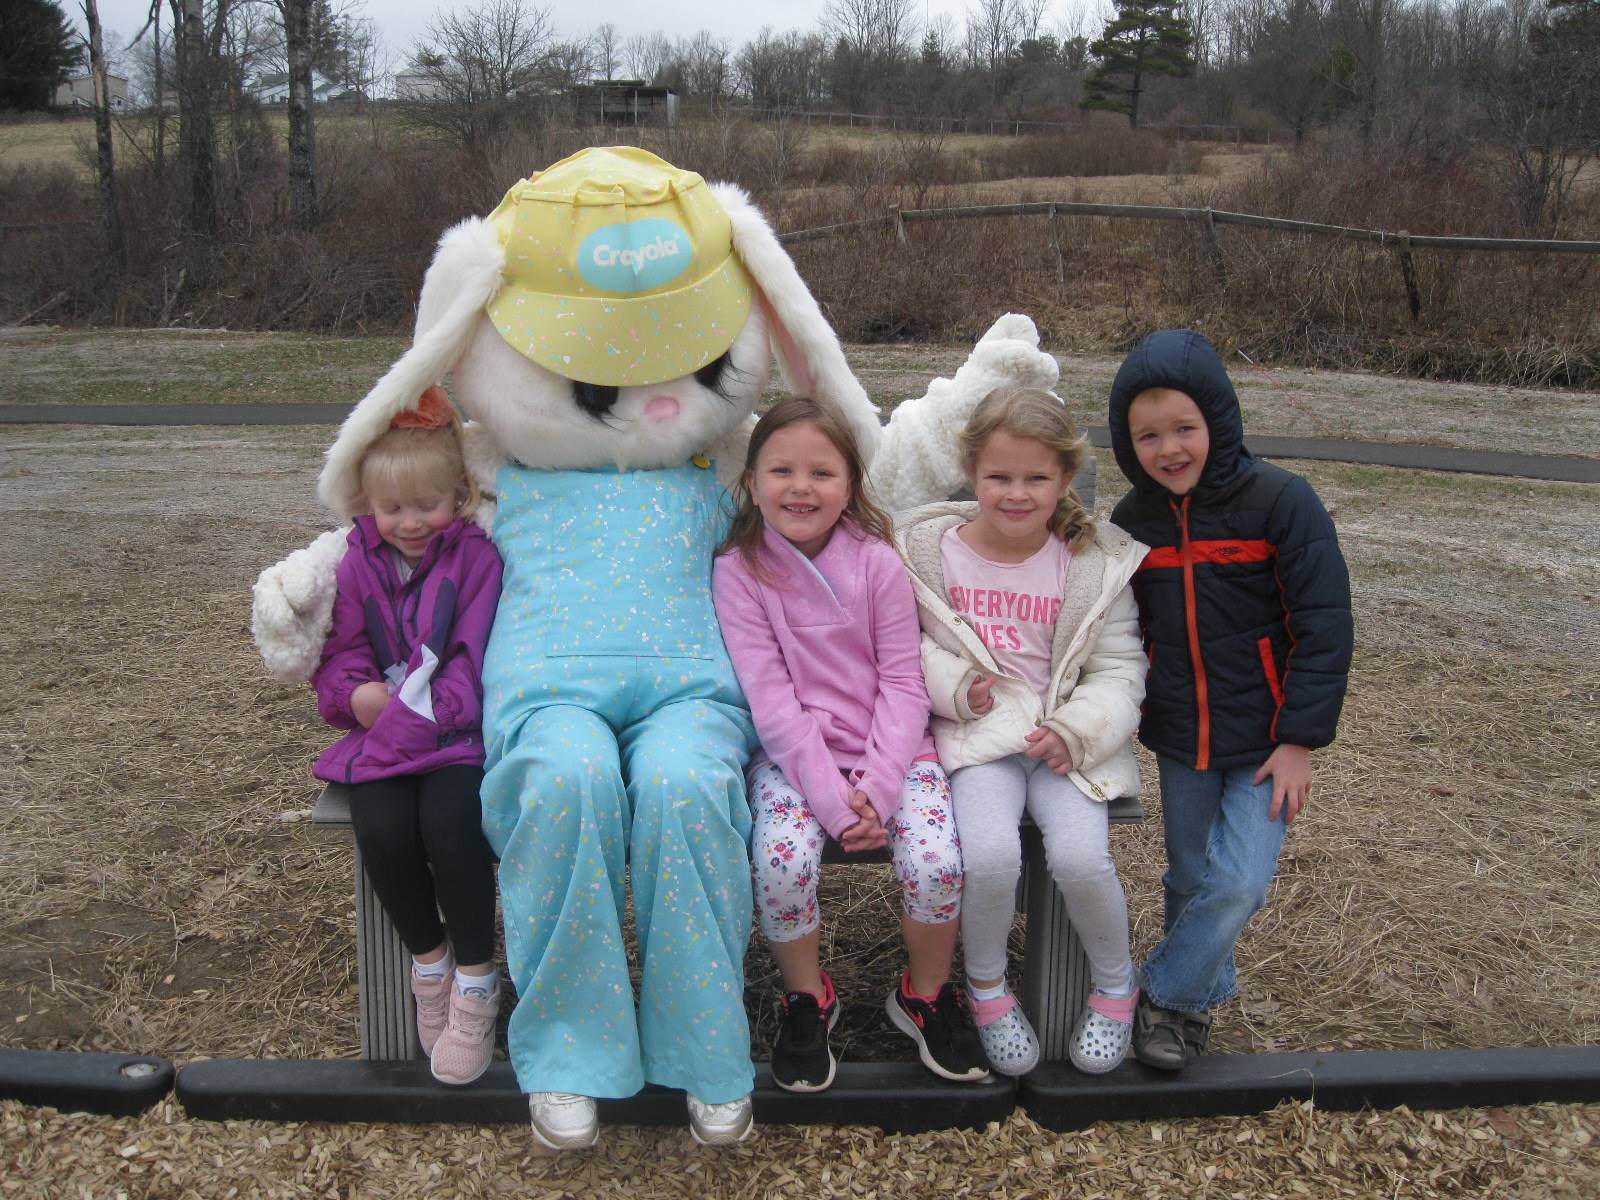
xmin=771 ymin=980 xmax=840 ymax=1092
xmin=885 ymin=980 xmax=990 ymax=1083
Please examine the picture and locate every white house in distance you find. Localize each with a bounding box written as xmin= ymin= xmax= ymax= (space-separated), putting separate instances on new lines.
xmin=252 ymin=71 xmax=363 ymax=104
xmin=394 ymin=63 xmax=450 ymax=100
xmin=55 ymin=74 xmax=129 ymax=111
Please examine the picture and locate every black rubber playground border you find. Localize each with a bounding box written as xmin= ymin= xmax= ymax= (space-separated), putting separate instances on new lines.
xmin=2 ymin=405 xmax=1596 ymax=484
xmin=8 ymin=1045 xmax=1599 ymax=1128
xmin=168 ymin=1046 xmax=1600 ymax=1132
xmin=1021 ymin=1045 xmax=1600 ymax=1132
xmin=0 ymin=1048 xmax=174 ymax=1117
xmin=175 ymin=1060 xmax=1017 ymax=1134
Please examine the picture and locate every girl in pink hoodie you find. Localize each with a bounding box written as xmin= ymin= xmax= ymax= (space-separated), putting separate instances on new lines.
xmin=712 ymin=397 xmax=985 ymax=1093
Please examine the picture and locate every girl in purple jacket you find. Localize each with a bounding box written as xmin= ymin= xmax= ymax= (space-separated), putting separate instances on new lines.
xmin=712 ymin=397 xmax=985 ymax=1093
xmin=311 ymin=387 xmax=503 ymax=1086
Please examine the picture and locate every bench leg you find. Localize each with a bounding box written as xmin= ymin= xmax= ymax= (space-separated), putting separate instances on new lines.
xmin=1016 ymin=824 xmax=1090 ymax=1061
xmin=352 ymin=842 xmax=421 ymax=1062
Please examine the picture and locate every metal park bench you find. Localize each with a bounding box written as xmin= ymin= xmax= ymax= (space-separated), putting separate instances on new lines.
xmin=312 ymin=783 xmax=1143 ymax=1062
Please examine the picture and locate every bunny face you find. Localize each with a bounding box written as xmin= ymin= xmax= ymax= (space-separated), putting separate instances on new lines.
xmin=453 ymin=307 xmax=773 ymax=473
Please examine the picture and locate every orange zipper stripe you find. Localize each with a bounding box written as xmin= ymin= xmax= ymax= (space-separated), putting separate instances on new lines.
xmin=1257 ymin=636 xmax=1285 ymax=709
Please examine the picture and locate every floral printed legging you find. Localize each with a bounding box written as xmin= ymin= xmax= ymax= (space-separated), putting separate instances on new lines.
xmin=749 ymin=759 xmax=962 ymax=943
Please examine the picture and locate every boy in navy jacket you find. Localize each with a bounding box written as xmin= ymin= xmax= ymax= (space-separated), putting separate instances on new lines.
xmin=1107 ymin=329 xmax=1353 ymax=1070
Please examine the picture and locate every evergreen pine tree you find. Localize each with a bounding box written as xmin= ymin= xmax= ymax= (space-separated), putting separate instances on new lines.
xmin=0 ymin=0 xmax=84 ymax=111
xmin=1082 ymin=0 xmax=1194 ymax=128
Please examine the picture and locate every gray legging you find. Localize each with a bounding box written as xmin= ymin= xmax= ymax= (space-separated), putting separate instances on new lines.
xmin=950 ymin=753 xmax=1135 ymax=995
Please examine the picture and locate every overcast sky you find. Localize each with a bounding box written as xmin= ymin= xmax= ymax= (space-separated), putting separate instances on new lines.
xmin=87 ymin=1 xmax=1098 ymax=78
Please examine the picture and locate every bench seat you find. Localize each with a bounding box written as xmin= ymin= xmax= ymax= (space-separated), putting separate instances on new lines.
xmin=312 ymin=782 xmax=1142 ymax=1063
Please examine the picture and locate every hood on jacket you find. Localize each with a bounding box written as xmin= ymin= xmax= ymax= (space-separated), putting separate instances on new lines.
xmin=1107 ymin=329 xmax=1254 ymax=503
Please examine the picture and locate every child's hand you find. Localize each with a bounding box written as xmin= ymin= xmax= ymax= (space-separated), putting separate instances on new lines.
xmin=351 ymin=681 xmax=391 ymax=729
xmin=839 ymin=789 xmax=888 ymax=853
xmin=1256 ymin=744 xmax=1312 ymax=822
xmin=1023 ymin=726 xmax=1075 ymax=775
xmin=967 ymin=674 xmax=996 ymax=715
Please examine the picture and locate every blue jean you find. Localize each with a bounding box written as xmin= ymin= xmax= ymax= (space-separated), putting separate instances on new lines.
xmin=1139 ymin=755 xmax=1288 ymax=1013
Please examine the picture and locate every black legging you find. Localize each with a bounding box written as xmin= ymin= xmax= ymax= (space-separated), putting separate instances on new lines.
xmin=347 ymin=765 xmax=497 ymax=966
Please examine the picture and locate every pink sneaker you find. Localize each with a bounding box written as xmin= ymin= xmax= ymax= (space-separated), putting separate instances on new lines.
xmin=411 ymin=967 xmax=453 ymax=1056
xmin=430 ymin=984 xmax=499 ymax=1085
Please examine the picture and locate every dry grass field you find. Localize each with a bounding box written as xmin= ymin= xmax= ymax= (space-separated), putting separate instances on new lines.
xmin=1 ymin=329 xmax=1597 ymax=1196
xmin=0 ymin=110 xmax=1258 ymax=207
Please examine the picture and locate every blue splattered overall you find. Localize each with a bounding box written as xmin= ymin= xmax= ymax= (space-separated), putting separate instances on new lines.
xmin=480 ymin=461 xmax=758 ymax=1104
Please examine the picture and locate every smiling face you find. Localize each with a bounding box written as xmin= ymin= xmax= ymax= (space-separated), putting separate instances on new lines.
xmin=747 ymin=420 xmax=851 ymax=558
xmin=965 ymin=429 xmax=1075 ymax=560
xmin=364 ymin=476 xmax=459 ymax=565
xmin=1127 ymin=387 xmax=1211 ymax=497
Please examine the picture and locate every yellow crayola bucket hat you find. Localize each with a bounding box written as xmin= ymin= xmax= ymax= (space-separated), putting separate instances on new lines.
xmin=484 ymin=146 xmax=753 ymax=387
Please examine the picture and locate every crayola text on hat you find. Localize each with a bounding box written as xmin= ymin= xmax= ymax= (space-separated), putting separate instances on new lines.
xmin=485 ymin=146 xmax=753 ymax=388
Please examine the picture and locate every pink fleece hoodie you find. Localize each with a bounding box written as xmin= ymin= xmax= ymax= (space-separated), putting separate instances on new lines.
xmin=712 ymin=523 xmax=936 ymax=839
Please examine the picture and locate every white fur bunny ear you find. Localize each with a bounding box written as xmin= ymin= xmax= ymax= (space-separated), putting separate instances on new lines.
xmin=713 ymin=181 xmax=883 ymax=465
xmin=869 ymin=312 xmax=1061 ymax=512
xmin=317 ymin=218 xmax=506 ymax=518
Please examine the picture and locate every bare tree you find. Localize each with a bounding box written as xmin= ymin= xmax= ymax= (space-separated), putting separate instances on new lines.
xmin=623 ymin=30 xmax=671 ymax=83
xmin=1476 ymin=0 xmax=1600 ymax=233
xmin=822 ymin=0 xmax=918 ymax=109
xmin=535 ymin=36 xmax=594 ymax=92
xmin=966 ymin=0 xmax=1020 ymax=108
xmin=736 ymin=28 xmax=830 ymax=109
xmin=1014 ymin=0 xmax=1052 ymax=40
xmin=80 ymin=0 xmax=124 ymax=260
xmin=676 ymin=30 xmax=731 ymax=108
xmin=1239 ymin=0 xmax=1352 ymax=143
xmin=274 ymin=0 xmax=316 ymax=229
xmin=593 ymin=21 xmax=619 ymax=80
xmin=1327 ymin=0 xmax=1389 ymax=143
xmin=736 ymin=28 xmax=832 ymax=109
xmin=404 ymin=0 xmax=555 ymax=157
xmin=336 ymin=15 xmax=387 ymax=101
xmin=174 ymin=0 xmax=224 ymax=243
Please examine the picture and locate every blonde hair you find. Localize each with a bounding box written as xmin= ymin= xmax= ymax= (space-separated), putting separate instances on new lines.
xmin=721 ymin=395 xmax=893 ymax=581
xmin=959 ymin=386 xmax=1095 ymax=552
xmin=356 ymin=410 xmax=480 ymax=519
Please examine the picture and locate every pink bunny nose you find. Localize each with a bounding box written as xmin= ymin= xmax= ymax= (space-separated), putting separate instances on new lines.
xmin=644 ymin=395 xmax=680 ymax=420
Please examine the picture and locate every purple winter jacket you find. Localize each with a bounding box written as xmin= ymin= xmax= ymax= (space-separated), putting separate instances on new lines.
xmin=311 ymin=515 xmax=502 ymax=784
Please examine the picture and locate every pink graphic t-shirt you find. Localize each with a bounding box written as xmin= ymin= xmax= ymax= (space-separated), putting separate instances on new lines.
xmin=940 ymin=525 xmax=1072 ymax=703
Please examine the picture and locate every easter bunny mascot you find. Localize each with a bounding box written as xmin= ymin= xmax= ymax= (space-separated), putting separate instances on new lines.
xmin=252 ymin=147 xmax=1059 ymax=1151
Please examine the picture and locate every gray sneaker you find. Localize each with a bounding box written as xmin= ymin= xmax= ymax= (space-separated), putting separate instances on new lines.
xmin=529 ymin=1092 xmax=599 ymax=1152
xmin=1134 ymin=995 xmax=1209 ymax=1072
xmin=687 ymin=1093 xmax=754 ymax=1146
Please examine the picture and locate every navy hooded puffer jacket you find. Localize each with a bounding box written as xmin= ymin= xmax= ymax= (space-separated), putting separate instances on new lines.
xmin=1108 ymin=330 xmax=1353 ymax=770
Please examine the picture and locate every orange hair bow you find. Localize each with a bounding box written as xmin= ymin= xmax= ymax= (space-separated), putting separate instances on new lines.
xmin=390 ymin=385 xmax=455 ymax=431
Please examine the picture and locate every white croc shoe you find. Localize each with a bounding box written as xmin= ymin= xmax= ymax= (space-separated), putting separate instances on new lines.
xmin=967 ymin=989 xmax=1040 ymax=1077
xmin=687 ymin=1092 xmax=754 ymax=1146
xmin=529 ymin=1092 xmax=599 ymax=1152
xmin=1069 ymin=991 xmax=1136 ymax=1075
